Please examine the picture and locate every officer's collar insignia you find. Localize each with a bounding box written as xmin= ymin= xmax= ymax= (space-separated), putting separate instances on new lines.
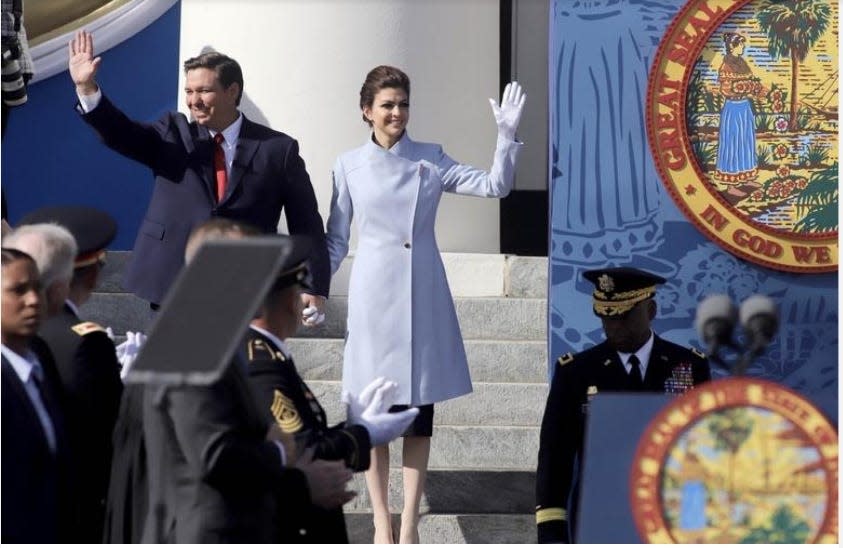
xmin=604 ymin=358 xmax=613 ymax=366
xmin=248 ymin=338 xmax=279 ymax=362
xmin=691 ymin=347 xmax=706 ymax=358
xmin=558 ymin=353 xmax=574 ymax=366
xmin=598 ymin=274 xmax=615 ymax=292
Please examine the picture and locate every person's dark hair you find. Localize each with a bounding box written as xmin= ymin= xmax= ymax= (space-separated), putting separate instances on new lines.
xmin=723 ymin=33 xmax=746 ymax=55
xmin=359 ymin=65 xmax=411 ymax=125
xmin=1 ymin=246 xmax=35 ymax=266
xmin=183 ymin=51 xmax=244 ymax=106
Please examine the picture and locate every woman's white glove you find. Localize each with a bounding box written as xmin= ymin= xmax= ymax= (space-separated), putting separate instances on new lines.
xmin=116 ymin=331 xmax=147 ymax=379
xmin=302 ymin=305 xmax=326 ymax=326
xmin=343 ymin=377 xmax=419 ymax=447
xmin=489 ymin=81 xmax=526 ymax=141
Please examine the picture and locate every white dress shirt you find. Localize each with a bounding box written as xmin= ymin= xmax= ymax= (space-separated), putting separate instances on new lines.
xmin=616 ymin=331 xmax=655 ymax=381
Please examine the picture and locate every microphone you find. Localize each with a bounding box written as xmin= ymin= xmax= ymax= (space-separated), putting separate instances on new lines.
xmin=694 ymin=295 xmax=738 ymax=361
xmin=739 ymin=295 xmax=778 ymax=354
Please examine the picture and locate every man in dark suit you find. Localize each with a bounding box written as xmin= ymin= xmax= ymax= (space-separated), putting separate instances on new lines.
xmin=535 ymin=267 xmax=711 ymax=543
xmin=68 ymin=30 xmax=330 ymax=317
xmin=1 ymin=248 xmax=72 ymax=542
xmin=19 ymin=206 xmax=124 ymax=542
xmin=240 ymin=232 xmax=419 ymax=543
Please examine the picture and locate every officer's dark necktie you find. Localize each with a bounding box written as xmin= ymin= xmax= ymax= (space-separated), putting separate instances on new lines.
xmin=628 ymin=354 xmax=644 ymax=390
xmin=213 ymin=133 xmax=227 ymax=202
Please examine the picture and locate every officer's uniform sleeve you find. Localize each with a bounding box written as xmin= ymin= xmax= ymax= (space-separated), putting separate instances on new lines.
xmin=536 ymin=354 xmax=577 ymax=543
xmin=248 ymin=353 xmax=371 ymax=472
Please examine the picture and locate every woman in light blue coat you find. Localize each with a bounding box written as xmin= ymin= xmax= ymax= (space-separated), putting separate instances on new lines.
xmin=326 ymin=66 xmax=525 ymax=543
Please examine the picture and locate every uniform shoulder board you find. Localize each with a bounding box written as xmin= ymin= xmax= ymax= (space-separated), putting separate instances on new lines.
xmin=691 ymin=347 xmax=706 ymax=358
xmin=71 ymin=321 xmax=105 ymax=336
xmin=557 ymin=353 xmax=574 ymax=367
xmin=247 ymin=338 xmax=284 ymax=362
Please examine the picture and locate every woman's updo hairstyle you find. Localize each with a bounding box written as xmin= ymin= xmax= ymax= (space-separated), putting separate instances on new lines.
xmin=359 ymin=65 xmax=411 ymax=125
xmin=723 ymin=32 xmax=746 ymax=54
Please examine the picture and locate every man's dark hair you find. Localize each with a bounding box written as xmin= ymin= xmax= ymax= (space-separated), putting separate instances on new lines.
xmin=183 ymin=51 xmax=244 ymax=105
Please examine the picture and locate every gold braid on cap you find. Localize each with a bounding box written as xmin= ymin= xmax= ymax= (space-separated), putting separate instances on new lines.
xmin=593 ymin=286 xmax=656 ymax=316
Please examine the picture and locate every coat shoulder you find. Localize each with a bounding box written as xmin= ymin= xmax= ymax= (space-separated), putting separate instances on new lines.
xmin=336 ymin=144 xmax=373 ymax=174
xmin=557 ymin=342 xmax=611 ymax=369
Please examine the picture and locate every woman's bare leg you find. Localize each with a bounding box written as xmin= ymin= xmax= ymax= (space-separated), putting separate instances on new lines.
xmin=399 ymin=436 xmax=431 ymax=544
xmin=366 ymin=444 xmax=394 ymax=543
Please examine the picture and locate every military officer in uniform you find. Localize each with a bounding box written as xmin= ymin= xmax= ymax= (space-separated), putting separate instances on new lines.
xmin=18 ymin=206 xmax=123 ymax=542
xmin=181 ymin=220 xmax=417 ymax=542
xmin=535 ymin=267 xmax=711 ymax=543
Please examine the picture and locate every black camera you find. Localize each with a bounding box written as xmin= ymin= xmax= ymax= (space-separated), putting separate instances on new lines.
xmin=2 ymin=45 xmax=27 ymax=107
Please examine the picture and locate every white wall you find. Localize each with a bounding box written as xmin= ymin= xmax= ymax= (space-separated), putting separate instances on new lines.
xmin=179 ymin=0 xmax=502 ymax=252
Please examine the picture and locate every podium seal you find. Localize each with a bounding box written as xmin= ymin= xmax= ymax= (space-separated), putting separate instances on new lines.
xmin=630 ymin=377 xmax=838 ymax=543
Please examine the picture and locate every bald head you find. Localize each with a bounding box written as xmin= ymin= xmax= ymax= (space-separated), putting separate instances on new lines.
xmin=185 ymin=218 xmax=261 ymax=264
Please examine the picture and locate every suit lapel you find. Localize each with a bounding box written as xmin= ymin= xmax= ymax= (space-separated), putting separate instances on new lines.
xmin=223 ymin=117 xmax=260 ymax=204
xmin=596 ymin=346 xmax=629 ymax=390
xmin=2 ymin=356 xmax=54 ymax=454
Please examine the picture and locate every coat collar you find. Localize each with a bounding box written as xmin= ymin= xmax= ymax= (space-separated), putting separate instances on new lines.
xmin=365 ymin=130 xmax=413 ymax=157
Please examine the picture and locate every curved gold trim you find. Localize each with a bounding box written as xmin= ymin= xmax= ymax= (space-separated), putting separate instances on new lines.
xmin=26 ymin=0 xmax=135 ymax=47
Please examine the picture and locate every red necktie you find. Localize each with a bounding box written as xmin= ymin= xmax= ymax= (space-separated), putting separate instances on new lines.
xmin=213 ymin=133 xmax=227 ymax=202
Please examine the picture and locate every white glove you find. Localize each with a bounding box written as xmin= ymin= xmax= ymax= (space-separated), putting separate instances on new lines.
xmin=489 ymin=81 xmax=526 ymax=141
xmin=116 ymin=331 xmax=147 ymax=379
xmin=302 ymin=305 xmax=326 ymax=326
xmin=105 ymin=326 xmax=115 ymax=341
xmin=343 ymin=377 xmax=419 ymax=447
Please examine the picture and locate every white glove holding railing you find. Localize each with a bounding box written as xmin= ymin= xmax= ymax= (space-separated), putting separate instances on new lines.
xmin=489 ymin=81 xmax=526 ymax=142
xmin=116 ymin=331 xmax=147 ymax=379
xmin=343 ymin=377 xmax=419 ymax=447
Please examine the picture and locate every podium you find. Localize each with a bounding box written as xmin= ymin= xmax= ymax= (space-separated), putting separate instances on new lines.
xmin=576 ymin=393 xmax=672 ymax=543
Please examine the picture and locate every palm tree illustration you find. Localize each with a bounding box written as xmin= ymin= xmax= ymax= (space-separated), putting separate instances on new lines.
xmin=707 ymin=408 xmax=753 ymax=518
xmin=756 ymin=0 xmax=832 ymax=131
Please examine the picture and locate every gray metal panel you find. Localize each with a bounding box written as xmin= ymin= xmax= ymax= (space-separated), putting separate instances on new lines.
xmin=577 ymin=392 xmax=673 ymax=543
xmin=126 ymin=237 xmax=291 ymax=386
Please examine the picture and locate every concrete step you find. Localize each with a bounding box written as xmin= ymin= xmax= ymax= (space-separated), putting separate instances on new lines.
xmin=82 ymin=292 xmax=547 ymax=341
xmin=99 ymin=251 xmax=548 ymax=298
xmin=345 ymin=512 xmax=536 ymax=544
xmin=308 ymin=380 xmax=547 ymax=428
xmin=287 ymin=338 xmax=548 ymax=383
xmin=505 ymin=255 xmax=548 ymax=298
xmin=344 ymin=468 xmax=535 ymax=514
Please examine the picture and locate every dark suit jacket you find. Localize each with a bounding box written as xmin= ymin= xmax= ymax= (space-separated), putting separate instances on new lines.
xmin=535 ymin=335 xmax=710 ymax=543
xmin=39 ymin=303 xmax=123 ymax=542
xmin=78 ymin=95 xmax=330 ymax=304
xmin=244 ymin=328 xmax=371 ymax=543
xmin=141 ymin=359 xmax=311 ymax=543
xmin=1 ymin=337 xmax=73 ymax=543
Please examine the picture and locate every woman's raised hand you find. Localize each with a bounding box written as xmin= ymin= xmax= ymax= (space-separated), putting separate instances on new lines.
xmin=489 ymin=81 xmax=526 ymax=141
